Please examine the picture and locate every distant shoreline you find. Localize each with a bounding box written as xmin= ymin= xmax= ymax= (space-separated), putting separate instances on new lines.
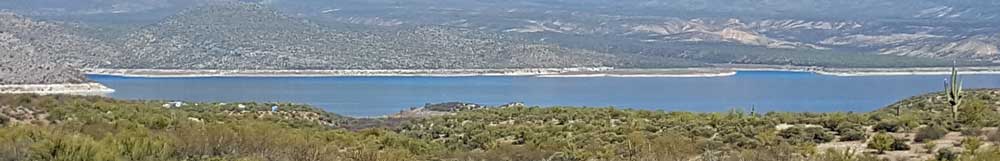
xmin=83 ymin=68 xmax=613 ymax=78
xmin=0 ymin=83 xmax=115 ymax=95
xmin=81 ymin=66 xmax=1000 ymax=78
xmin=717 ymin=64 xmax=1000 ymax=77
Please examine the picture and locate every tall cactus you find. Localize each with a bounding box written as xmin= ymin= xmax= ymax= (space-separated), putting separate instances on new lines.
xmin=946 ymin=65 xmax=963 ymax=121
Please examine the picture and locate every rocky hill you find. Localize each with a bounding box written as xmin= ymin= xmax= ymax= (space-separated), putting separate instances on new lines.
xmin=0 ymin=13 xmax=122 ymax=68
xmin=274 ymin=0 xmax=1000 ymax=65
xmin=0 ymin=45 xmax=86 ymax=84
xmin=0 ymin=13 xmax=107 ymax=84
xmin=109 ymin=3 xmax=627 ymax=70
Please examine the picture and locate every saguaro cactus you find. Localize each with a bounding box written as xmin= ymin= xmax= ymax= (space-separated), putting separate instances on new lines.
xmin=946 ymin=65 xmax=963 ymax=121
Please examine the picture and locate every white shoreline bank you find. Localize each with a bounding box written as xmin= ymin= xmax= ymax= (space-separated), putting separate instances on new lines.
xmin=0 ymin=83 xmax=115 ymax=95
xmin=815 ymin=71 xmax=1000 ymax=76
xmin=811 ymin=66 xmax=1000 ymax=76
xmin=82 ymin=66 xmax=1000 ymax=78
xmin=536 ymin=72 xmax=738 ymax=78
xmin=83 ymin=68 xmax=612 ymax=78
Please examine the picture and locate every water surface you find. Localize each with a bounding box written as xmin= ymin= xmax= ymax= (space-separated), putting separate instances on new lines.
xmin=89 ymin=71 xmax=1000 ymax=116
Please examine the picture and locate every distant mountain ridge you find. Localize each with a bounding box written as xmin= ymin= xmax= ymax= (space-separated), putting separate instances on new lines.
xmin=275 ymin=1 xmax=1000 ymax=63
xmin=4 ymin=1 xmax=998 ymax=64
xmin=7 ymin=0 xmax=1000 ymax=21
xmin=112 ymin=3 xmax=629 ymax=70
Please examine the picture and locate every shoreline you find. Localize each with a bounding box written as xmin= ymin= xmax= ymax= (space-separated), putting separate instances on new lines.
xmin=83 ymin=68 xmax=612 ymax=78
xmin=533 ymin=72 xmax=738 ymax=78
xmin=82 ymin=66 xmax=1000 ymax=78
xmin=0 ymin=83 xmax=115 ymax=95
xmin=813 ymin=67 xmax=1000 ymax=76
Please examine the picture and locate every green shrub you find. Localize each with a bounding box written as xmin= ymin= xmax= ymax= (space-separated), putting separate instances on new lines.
xmin=924 ymin=142 xmax=937 ymax=153
xmin=813 ymin=148 xmax=882 ymax=161
xmin=0 ymin=115 xmax=9 ymax=125
xmin=936 ymin=148 xmax=959 ymax=161
xmin=962 ymin=137 xmax=984 ymax=154
xmin=891 ymin=138 xmax=910 ymax=151
xmin=778 ymin=126 xmax=834 ymax=145
xmin=873 ymin=121 xmax=901 ymax=133
xmin=959 ymin=99 xmax=990 ymax=128
xmin=809 ymin=128 xmax=836 ymax=143
xmin=839 ymin=130 xmax=867 ymax=142
xmin=915 ymin=126 xmax=948 ymax=143
xmin=960 ymin=150 xmax=1000 ymax=161
xmin=961 ymin=128 xmax=983 ymax=136
xmin=897 ymin=114 xmax=921 ymax=131
xmin=834 ymin=122 xmax=862 ymax=134
xmin=29 ymin=133 xmax=112 ymax=161
xmin=868 ymin=133 xmax=895 ymax=154
xmin=690 ymin=126 xmax=716 ymax=138
xmin=6 ymin=93 xmax=999 ymax=161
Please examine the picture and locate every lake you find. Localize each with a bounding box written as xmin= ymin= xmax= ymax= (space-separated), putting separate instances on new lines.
xmin=89 ymin=71 xmax=1000 ymax=116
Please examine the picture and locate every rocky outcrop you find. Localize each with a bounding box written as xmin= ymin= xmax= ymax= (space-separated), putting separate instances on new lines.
xmin=503 ymin=18 xmax=841 ymax=49
xmin=912 ymin=6 xmax=1000 ymax=20
xmin=820 ymin=34 xmax=945 ymax=48
xmin=879 ymin=34 xmax=1000 ymax=61
xmin=747 ymin=19 xmax=863 ymax=32
xmin=620 ymin=18 xmax=852 ymax=49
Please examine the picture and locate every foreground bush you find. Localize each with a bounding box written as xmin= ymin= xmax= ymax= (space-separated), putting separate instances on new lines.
xmin=873 ymin=121 xmax=903 ymax=133
xmin=840 ymin=130 xmax=867 ymax=142
xmin=778 ymin=126 xmax=835 ymax=145
xmin=962 ymin=137 xmax=984 ymax=154
xmin=891 ymin=138 xmax=911 ymax=151
xmin=868 ymin=133 xmax=895 ymax=154
xmin=915 ymin=126 xmax=949 ymax=143
xmin=937 ymin=148 xmax=960 ymax=161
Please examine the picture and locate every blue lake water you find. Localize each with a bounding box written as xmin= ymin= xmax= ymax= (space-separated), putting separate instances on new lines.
xmin=88 ymin=71 xmax=1000 ymax=116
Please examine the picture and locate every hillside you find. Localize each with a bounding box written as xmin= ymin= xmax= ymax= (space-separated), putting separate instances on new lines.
xmin=111 ymin=3 xmax=636 ymax=70
xmin=0 ymin=47 xmax=86 ymax=84
xmin=0 ymin=13 xmax=108 ymax=84
xmin=881 ymin=89 xmax=1000 ymax=118
xmin=275 ymin=0 xmax=1000 ymax=65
